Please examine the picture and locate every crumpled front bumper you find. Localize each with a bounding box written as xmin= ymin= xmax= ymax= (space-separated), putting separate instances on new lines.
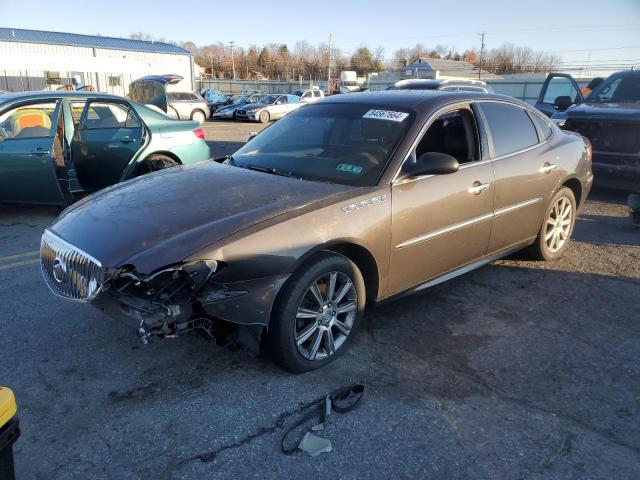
xmin=92 ymin=272 xmax=290 ymax=328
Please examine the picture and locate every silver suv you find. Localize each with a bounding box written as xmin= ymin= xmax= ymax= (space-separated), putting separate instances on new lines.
xmin=166 ymin=92 xmax=209 ymax=124
xmin=293 ymin=88 xmax=325 ymax=103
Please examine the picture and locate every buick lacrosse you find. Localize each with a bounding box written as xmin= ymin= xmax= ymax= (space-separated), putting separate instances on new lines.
xmin=41 ymin=91 xmax=592 ymax=372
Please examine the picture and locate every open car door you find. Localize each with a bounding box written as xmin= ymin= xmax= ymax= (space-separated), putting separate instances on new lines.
xmin=71 ymin=99 xmax=144 ymax=191
xmin=535 ymin=73 xmax=584 ymax=117
xmin=0 ymin=100 xmax=71 ymax=205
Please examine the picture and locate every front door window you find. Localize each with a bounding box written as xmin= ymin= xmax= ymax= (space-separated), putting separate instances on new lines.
xmin=0 ymin=102 xmax=56 ymax=141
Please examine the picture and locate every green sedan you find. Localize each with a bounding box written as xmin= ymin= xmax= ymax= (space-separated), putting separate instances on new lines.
xmin=0 ymin=91 xmax=211 ymax=205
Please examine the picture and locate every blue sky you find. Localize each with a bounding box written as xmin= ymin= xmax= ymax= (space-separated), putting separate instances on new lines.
xmin=1 ymin=0 xmax=639 ymax=66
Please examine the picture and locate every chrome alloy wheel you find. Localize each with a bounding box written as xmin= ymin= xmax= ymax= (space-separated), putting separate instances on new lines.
xmin=294 ymin=271 xmax=357 ymax=361
xmin=545 ymin=196 xmax=573 ymax=253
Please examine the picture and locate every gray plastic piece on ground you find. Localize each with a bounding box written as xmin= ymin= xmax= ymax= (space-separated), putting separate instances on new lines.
xmin=298 ymin=432 xmax=333 ymax=457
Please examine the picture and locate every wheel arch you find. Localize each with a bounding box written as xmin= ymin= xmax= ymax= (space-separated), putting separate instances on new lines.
xmin=191 ymin=108 xmax=207 ymax=120
xmin=561 ymin=176 xmax=583 ymax=208
xmin=127 ymin=151 xmax=182 ymax=178
xmin=322 ymin=243 xmax=380 ymax=304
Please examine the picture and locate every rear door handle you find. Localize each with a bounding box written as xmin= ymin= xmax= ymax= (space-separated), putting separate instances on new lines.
xmin=30 ymin=147 xmax=51 ymax=156
xmin=541 ymin=162 xmax=558 ymax=174
xmin=120 ymin=136 xmax=135 ymax=144
xmin=469 ymin=181 xmax=490 ymax=195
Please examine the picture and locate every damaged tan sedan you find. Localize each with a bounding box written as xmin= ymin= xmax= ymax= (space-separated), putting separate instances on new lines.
xmin=41 ymin=91 xmax=592 ymax=372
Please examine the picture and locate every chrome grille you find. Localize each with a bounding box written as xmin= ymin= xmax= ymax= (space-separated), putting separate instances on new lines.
xmin=40 ymin=230 xmax=104 ymax=301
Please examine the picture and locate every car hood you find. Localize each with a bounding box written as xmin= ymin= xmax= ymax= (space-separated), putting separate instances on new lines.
xmin=217 ymin=102 xmax=244 ymax=112
xmin=241 ymin=103 xmax=272 ymax=111
xmin=564 ymin=101 xmax=640 ymax=120
xmin=50 ymin=163 xmax=355 ymax=274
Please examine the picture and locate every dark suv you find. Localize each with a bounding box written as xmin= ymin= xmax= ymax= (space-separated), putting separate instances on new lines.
xmin=536 ymin=70 xmax=640 ymax=192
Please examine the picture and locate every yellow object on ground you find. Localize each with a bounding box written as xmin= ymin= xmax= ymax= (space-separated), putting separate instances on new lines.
xmin=0 ymin=387 xmax=17 ymax=428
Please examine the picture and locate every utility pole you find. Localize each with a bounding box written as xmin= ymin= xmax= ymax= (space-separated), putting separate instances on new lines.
xmin=327 ymin=33 xmax=333 ymax=94
xmin=478 ymin=32 xmax=486 ymax=80
xmin=229 ymin=41 xmax=236 ymax=79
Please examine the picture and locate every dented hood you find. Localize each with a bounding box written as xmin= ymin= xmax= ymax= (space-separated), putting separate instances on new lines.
xmin=50 ymin=162 xmax=353 ymax=273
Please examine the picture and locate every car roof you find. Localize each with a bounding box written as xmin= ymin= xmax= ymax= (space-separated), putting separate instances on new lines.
xmin=321 ymin=90 xmax=521 ymax=112
xmin=0 ymin=90 xmax=128 ymax=103
xmin=392 ymin=79 xmax=442 ymax=89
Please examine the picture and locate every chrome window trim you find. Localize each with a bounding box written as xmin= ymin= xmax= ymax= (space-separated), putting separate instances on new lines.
xmin=395 ymin=197 xmax=543 ymax=249
xmin=391 ymin=101 xmax=472 ymax=185
xmin=392 ymin=99 xmax=553 ymax=186
xmin=473 ymin=99 xmax=554 ymax=160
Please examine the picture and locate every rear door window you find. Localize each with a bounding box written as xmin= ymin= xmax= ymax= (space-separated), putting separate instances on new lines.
xmin=478 ymin=102 xmax=539 ymax=157
xmin=82 ymin=102 xmax=141 ymax=129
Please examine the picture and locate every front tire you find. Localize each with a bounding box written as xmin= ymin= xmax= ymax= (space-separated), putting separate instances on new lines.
xmin=258 ymin=110 xmax=270 ymax=123
xmin=527 ymin=187 xmax=576 ymax=260
xmin=266 ymin=253 xmax=365 ymax=373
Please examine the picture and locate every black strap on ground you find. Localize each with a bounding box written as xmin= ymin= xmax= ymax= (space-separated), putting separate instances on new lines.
xmin=281 ymin=384 xmax=364 ymax=455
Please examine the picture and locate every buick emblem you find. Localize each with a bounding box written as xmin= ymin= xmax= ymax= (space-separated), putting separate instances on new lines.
xmin=52 ymin=257 xmax=67 ymax=283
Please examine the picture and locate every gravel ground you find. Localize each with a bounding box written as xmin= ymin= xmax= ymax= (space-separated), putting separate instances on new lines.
xmin=0 ymin=121 xmax=638 ymax=479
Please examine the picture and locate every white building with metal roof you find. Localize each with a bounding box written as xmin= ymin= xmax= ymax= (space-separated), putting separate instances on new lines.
xmin=0 ymin=28 xmax=195 ymax=95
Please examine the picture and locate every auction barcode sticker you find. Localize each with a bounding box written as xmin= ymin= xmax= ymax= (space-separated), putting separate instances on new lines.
xmin=363 ymin=109 xmax=409 ymax=122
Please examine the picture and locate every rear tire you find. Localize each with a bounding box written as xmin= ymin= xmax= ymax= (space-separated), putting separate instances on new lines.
xmin=258 ymin=110 xmax=270 ymax=123
xmin=137 ymin=155 xmax=178 ymax=176
xmin=266 ymin=253 xmax=365 ymax=373
xmin=191 ymin=110 xmax=206 ymax=124
xmin=527 ymin=187 xmax=576 ymax=261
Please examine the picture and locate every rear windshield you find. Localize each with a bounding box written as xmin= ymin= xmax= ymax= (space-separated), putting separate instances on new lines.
xmin=233 ymin=103 xmax=413 ymax=186
xmin=587 ymin=73 xmax=640 ymax=103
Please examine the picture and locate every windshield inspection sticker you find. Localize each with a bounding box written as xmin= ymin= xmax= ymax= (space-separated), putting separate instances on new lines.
xmin=336 ymin=163 xmax=364 ymax=174
xmin=363 ymin=109 xmax=409 ymax=122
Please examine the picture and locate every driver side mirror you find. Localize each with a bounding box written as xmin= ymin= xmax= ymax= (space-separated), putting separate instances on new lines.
xmin=400 ymin=152 xmax=459 ymax=179
xmin=247 ymin=131 xmax=258 ymax=142
xmin=553 ymin=95 xmax=572 ymax=111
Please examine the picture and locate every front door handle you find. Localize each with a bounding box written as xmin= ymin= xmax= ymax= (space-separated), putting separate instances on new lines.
xmin=469 ymin=181 xmax=490 ymax=195
xmin=30 ymin=147 xmax=51 ymax=156
xmin=541 ymin=162 xmax=558 ymax=174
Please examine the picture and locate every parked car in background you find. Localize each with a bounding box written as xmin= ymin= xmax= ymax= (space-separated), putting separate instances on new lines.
xmin=538 ymin=69 xmax=640 ymax=192
xmin=41 ymin=91 xmax=591 ymax=372
xmin=202 ymin=88 xmax=227 ymax=104
xmin=0 ymin=91 xmax=210 ymax=205
xmin=165 ymin=91 xmax=208 ymax=124
xmin=388 ymin=79 xmax=494 ymax=93
xmin=293 ymin=88 xmax=325 ymax=103
xmin=212 ymin=94 xmax=263 ymax=120
xmin=235 ymin=94 xmax=302 ymax=122
xmin=129 ymin=75 xmax=208 ymax=124
xmin=202 ymin=88 xmax=230 ymax=116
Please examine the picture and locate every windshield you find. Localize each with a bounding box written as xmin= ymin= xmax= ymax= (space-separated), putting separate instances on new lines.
xmin=586 ymin=73 xmax=640 ymax=103
xmin=257 ymin=94 xmax=279 ymax=105
xmin=232 ymin=95 xmax=248 ymax=104
xmin=232 ymin=103 xmax=413 ymax=186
